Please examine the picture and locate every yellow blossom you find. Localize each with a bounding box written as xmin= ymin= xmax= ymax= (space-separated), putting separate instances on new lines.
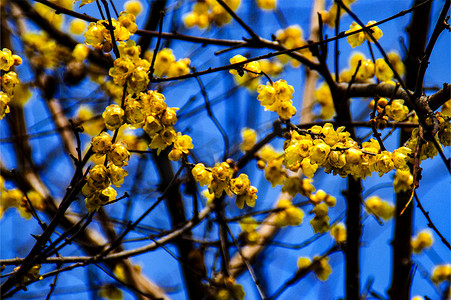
xmin=102 ymin=104 xmax=125 ymax=131
xmin=240 ymin=128 xmax=257 ymax=152
xmin=330 ymin=223 xmax=346 ymax=243
xmin=109 ymin=143 xmax=130 ymax=166
xmin=365 ymin=196 xmax=394 ymax=220
xmin=312 ymin=256 xmax=332 ymax=281
xmin=273 ymin=198 xmax=304 ymax=227
xmin=375 ymin=58 xmax=394 ymax=82
xmin=346 ymin=22 xmax=365 ymax=48
xmin=411 ymin=229 xmax=433 ymax=254
xmin=69 ymin=19 xmax=87 ymax=35
xmin=393 ymin=169 xmax=413 ymax=193
xmin=124 ymin=0 xmax=143 ymax=16
xmin=385 ymin=99 xmax=409 ymax=121
xmin=192 ymin=163 xmax=213 ymax=186
xmin=431 ymin=264 xmax=451 ymax=284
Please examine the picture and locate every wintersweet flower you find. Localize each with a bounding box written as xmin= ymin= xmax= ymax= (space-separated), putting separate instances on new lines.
xmin=375 ymin=58 xmax=394 ymax=81
xmin=192 ymin=163 xmax=213 ymax=186
xmin=330 ymin=223 xmax=346 ymax=243
xmin=102 ymin=104 xmax=124 ymax=131
xmin=346 ymin=22 xmax=365 ymax=48
xmin=273 ymin=198 xmax=304 ymax=227
xmin=411 ymin=229 xmax=433 ymax=254
xmin=312 ymin=256 xmax=332 ymax=281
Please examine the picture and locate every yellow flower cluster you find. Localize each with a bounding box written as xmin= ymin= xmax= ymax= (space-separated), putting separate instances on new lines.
xmin=313 ymin=82 xmax=335 ymax=119
xmin=393 ymin=169 xmax=414 ymax=193
xmin=82 ymin=132 xmax=130 ymax=212
xmin=233 ymin=58 xmax=283 ymax=91
xmin=365 ymin=196 xmax=395 ymax=220
xmin=275 ymin=25 xmax=313 ymax=67
xmin=109 ymin=40 xmax=150 ymax=93
xmin=411 ymin=229 xmax=433 ymax=254
xmin=297 ymin=256 xmax=332 ymax=281
xmin=23 ymin=32 xmax=72 ymax=69
xmin=319 ymin=0 xmax=356 ymax=27
xmin=256 ymin=0 xmax=276 ymax=10
xmin=229 ymin=55 xmax=261 ymax=78
xmin=431 ymin=264 xmax=451 ymax=284
xmin=0 ymin=48 xmax=23 ymax=120
xmin=144 ymin=48 xmax=191 ymax=78
xmin=340 ymin=52 xmax=404 ymax=84
xmin=84 ymin=12 xmax=137 ymax=52
xmin=283 ymin=123 xmax=413 ymax=180
xmin=273 ymin=197 xmax=304 ymax=227
xmin=385 ymin=99 xmax=410 ymax=122
xmin=231 ymin=173 xmax=258 ymax=209
xmin=0 ymin=48 xmax=22 ymax=71
xmin=127 ymin=90 xmax=193 ymax=159
xmin=0 ymin=178 xmax=45 ymax=219
xmin=239 ymin=217 xmax=260 ymax=244
xmin=192 ymin=163 xmax=257 ymax=208
xmin=257 ymin=79 xmax=296 ymax=119
xmin=330 ymin=223 xmax=346 ymax=243
xmin=309 ymin=189 xmax=336 ymax=233
xmin=346 ymin=21 xmax=383 ymax=48
xmin=183 ymin=0 xmax=241 ymax=28
xmin=339 ymin=52 xmax=375 ymax=82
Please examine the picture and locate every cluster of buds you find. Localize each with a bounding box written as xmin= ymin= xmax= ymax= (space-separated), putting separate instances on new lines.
xmin=82 ymin=132 xmax=130 ymax=212
xmin=84 ymin=12 xmax=137 ymax=52
xmin=257 ymin=79 xmax=297 ymax=120
xmin=0 ymin=48 xmax=22 ymax=119
xmin=283 ymin=123 xmax=413 ymax=180
xmin=191 ymin=162 xmax=257 ymax=209
xmin=109 ymin=40 xmax=150 ymax=94
xmin=309 ymin=190 xmax=336 ymax=233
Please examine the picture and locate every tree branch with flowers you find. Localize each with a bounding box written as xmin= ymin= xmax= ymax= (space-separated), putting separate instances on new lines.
xmin=1 ymin=0 xmax=450 ymax=299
